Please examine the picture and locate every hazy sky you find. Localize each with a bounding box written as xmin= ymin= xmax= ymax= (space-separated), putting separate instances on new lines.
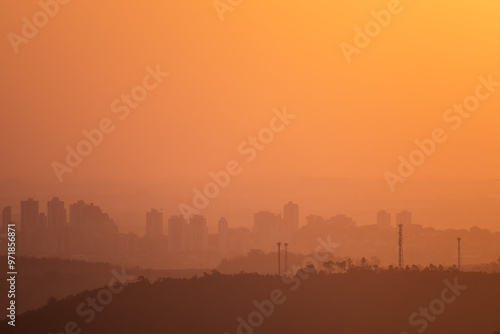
xmin=1 ymin=0 xmax=500 ymax=233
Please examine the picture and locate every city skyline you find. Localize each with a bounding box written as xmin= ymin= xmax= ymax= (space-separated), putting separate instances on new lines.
xmin=2 ymin=196 xmax=464 ymax=237
xmin=2 ymin=1 xmax=500 ymax=332
xmin=2 ymin=177 xmax=500 ymax=235
xmin=3 ymin=195 xmax=498 ymax=271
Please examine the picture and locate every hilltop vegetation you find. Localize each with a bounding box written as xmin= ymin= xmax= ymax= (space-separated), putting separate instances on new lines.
xmin=0 ymin=256 xmax=207 ymax=317
xmin=3 ymin=268 xmax=500 ymax=334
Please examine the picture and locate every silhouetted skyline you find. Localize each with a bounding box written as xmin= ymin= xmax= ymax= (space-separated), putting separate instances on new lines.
xmin=3 ymin=196 xmax=499 ymax=270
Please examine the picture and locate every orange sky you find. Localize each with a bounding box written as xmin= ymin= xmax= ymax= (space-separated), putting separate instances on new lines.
xmin=1 ymin=0 xmax=500 ymax=232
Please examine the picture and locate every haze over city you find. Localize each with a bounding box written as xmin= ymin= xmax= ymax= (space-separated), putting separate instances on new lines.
xmin=1 ymin=0 xmax=500 ymax=333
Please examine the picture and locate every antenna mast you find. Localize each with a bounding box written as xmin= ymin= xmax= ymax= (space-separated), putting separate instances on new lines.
xmin=284 ymin=243 xmax=288 ymax=274
xmin=277 ymin=242 xmax=282 ymax=276
xmin=398 ymin=224 xmax=404 ymax=269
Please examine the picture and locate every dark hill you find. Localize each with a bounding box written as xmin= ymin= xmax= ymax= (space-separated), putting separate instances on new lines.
xmin=3 ymin=270 xmax=500 ymax=334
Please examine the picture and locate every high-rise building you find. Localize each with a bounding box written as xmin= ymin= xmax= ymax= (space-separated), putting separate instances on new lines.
xmin=377 ymin=210 xmax=391 ymax=228
xmin=284 ymin=201 xmax=299 ymax=235
xmin=47 ymin=198 xmax=68 ymax=255
xmin=2 ymin=206 xmax=11 ymax=231
xmin=69 ymin=200 xmax=118 ymax=254
xmin=396 ymin=210 xmax=412 ymax=226
xmin=146 ymin=208 xmax=163 ymax=238
xmin=69 ymin=200 xmax=88 ymax=233
xmin=48 ymin=197 xmax=67 ymax=230
xmin=218 ymin=217 xmax=228 ymax=254
xmin=190 ymin=215 xmax=208 ymax=252
xmin=21 ymin=198 xmax=39 ymax=233
xmin=69 ymin=201 xmax=116 ymax=232
xmin=168 ymin=215 xmax=188 ymax=253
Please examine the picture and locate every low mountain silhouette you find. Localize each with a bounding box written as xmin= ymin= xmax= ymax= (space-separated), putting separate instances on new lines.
xmin=3 ymin=268 xmax=499 ymax=334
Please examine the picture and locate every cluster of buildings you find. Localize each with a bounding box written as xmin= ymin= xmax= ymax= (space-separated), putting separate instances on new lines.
xmin=0 ymin=198 xmax=301 ymax=262
xmin=1 ymin=198 xmax=118 ymax=257
xmin=0 ymin=197 xmax=416 ymax=267
xmin=141 ymin=201 xmax=299 ymax=254
xmin=376 ymin=210 xmax=412 ymax=228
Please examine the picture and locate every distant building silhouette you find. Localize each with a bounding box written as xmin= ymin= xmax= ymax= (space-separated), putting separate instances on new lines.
xmin=168 ymin=215 xmax=188 ymax=253
xmin=69 ymin=200 xmax=88 ymax=233
xmin=218 ymin=217 xmax=228 ymax=254
xmin=70 ymin=201 xmax=116 ymax=232
xmin=146 ymin=208 xmax=163 ymax=238
xmin=48 ymin=197 xmax=67 ymax=231
xmin=190 ymin=215 xmax=208 ymax=252
xmin=47 ymin=197 xmax=68 ymax=255
xmin=377 ymin=210 xmax=391 ymax=228
xmin=284 ymin=201 xmax=299 ymax=237
xmin=14 ymin=196 xmax=256 ymax=264
xmin=396 ymin=210 xmax=412 ymax=226
xmin=69 ymin=200 xmax=118 ymax=255
xmin=11 ymin=196 xmax=500 ymax=270
xmin=21 ymin=198 xmax=39 ymax=233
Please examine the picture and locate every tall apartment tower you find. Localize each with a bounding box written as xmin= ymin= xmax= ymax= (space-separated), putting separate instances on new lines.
xmin=168 ymin=215 xmax=188 ymax=253
xmin=190 ymin=215 xmax=208 ymax=252
xmin=69 ymin=200 xmax=87 ymax=233
xmin=47 ymin=197 xmax=67 ymax=230
xmin=377 ymin=210 xmax=391 ymax=228
xmin=21 ymin=198 xmax=39 ymax=233
xmin=47 ymin=197 xmax=68 ymax=255
xmin=146 ymin=208 xmax=163 ymax=238
xmin=68 ymin=200 xmax=118 ymax=255
xmin=284 ymin=201 xmax=299 ymax=235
